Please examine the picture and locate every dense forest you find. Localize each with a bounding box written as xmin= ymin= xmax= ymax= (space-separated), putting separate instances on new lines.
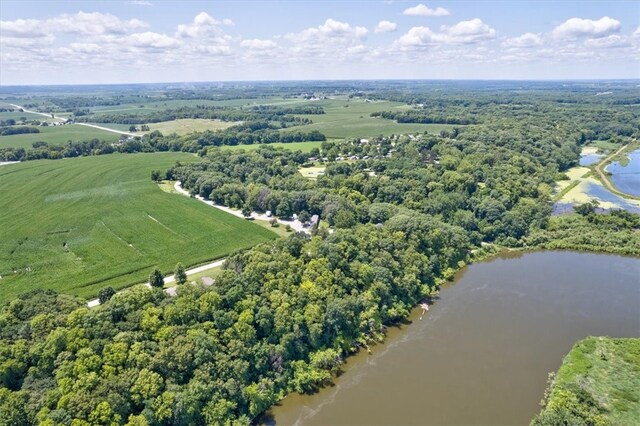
xmin=1 ymin=81 xmax=639 ymax=424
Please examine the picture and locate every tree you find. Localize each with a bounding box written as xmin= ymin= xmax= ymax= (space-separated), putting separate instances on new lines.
xmin=129 ymin=125 xmax=137 ymax=132
xmin=174 ymin=263 xmax=187 ymax=285
xmin=241 ymin=205 xmax=252 ymax=218
xmin=98 ymin=286 xmax=116 ymax=304
xmin=151 ymin=170 xmax=161 ymax=182
xmin=149 ymin=267 xmax=164 ymax=288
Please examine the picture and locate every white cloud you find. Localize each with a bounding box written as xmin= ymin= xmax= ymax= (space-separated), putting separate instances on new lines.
xmin=1 ymin=12 xmax=147 ymax=41
xmin=0 ymin=18 xmax=48 ymax=38
xmin=176 ymin=12 xmax=232 ymax=38
xmin=241 ymin=38 xmax=277 ymax=50
xmin=633 ymin=26 xmax=640 ymax=37
xmin=375 ymin=20 xmax=397 ymax=33
xmin=403 ymin=4 xmax=450 ymax=17
xmin=503 ymin=32 xmax=542 ymax=48
xmin=552 ymin=16 xmax=621 ymax=39
xmin=50 ymin=12 xmax=147 ymax=35
xmin=584 ymin=34 xmax=630 ymax=49
xmin=396 ymin=18 xmax=495 ymax=48
xmin=291 ymin=19 xmax=368 ymax=42
xmin=127 ymin=32 xmax=180 ymax=48
xmin=440 ymin=19 xmax=496 ymax=43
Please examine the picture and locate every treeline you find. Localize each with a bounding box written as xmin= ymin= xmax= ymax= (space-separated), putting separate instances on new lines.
xmin=525 ymin=203 xmax=640 ymax=256
xmin=0 ymin=218 xmax=469 ymax=424
xmin=0 ymin=128 xmax=326 ymax=162
xmin=0 ymin=126 xmax=40 ymax=136
xmin=371 ymin=110 xmax=479 ymax=125
xmin=75 ymin=105 xmax=324 ymax=126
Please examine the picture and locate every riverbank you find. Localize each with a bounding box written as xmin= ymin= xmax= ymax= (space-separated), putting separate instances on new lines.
xmin=532 ymin=337 xmax=640 ymax=425
xmin=594 ymin=142 xmax=640 ymax=201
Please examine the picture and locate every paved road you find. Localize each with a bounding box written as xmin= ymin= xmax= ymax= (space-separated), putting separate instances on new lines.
xmin=9 ymin=103 xmax=65 ymax=122
xmin=9 ymin=103 xmax=136 ymax=136
xmin=86 ymin=258 xmax=225 ymax=307
xmin=76 ymin=122 xmax=136 ymax=136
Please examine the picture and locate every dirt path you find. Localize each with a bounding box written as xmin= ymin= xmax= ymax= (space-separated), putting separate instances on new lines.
xmin=594 ymin=144 xmax=632 ymax=195
xmin=86 ymin=258 xmax=225 ymax=307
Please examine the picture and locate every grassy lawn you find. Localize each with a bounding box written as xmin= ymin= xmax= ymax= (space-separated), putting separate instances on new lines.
xmin=533 ymin=337 xmax=640 ymax=425
xmin=299 ymin=165 xmax=326 ymax=179
xmin=147 ymin=118 xmax=238 ymax=135
xmin=0 ymin=153 xmax=276 ymax=304
xmin=0 ymin=124 xmax=120 ymax=149
xmin=284 ymin=98 xmax=456 ymax=138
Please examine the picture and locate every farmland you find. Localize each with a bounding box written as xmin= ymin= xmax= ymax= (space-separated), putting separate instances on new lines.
xmin=0 ymin=124 xmax=120 ymax=149
xmin=285 ymin=98 xmax=455 ymax=138
xmin=0 ymin=153 xmax=276 ymax=304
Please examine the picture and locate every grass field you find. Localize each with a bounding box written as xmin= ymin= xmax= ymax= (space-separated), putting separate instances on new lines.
xmin=284 ymin=98 xmax=456 ymax=138
xmin=0 ymin=153 xmax=276 ymax=304
xmin=0 ymin=124 xmax=120 ymax=149
xmin=90 ymin=119 xmax=238 ymax=135
xmin=218 ymin=141 xmax=323 ymax=153
xmin=0 ymin=110 xmax=51 ymax=123
xmin=299 ymin=165 xmax=326 ymax=179
xmin=534 ymin=337 xmax=640 ymax=425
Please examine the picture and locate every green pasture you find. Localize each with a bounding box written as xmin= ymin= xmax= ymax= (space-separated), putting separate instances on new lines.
xmin=0 ymin=153 xmax=276 ymax=304
xmin=0 ymin=124 xmax=120 ymax=149
xmin=284 ymin=98 xmax=456 ymax=138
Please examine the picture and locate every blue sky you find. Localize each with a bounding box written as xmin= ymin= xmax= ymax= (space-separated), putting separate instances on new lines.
xmin=1 ymin=1 xmax=638 ymax=85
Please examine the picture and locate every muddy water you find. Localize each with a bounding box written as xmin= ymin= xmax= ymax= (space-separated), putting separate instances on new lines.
xmin=268 ymin=251 xmax=640 ymax=425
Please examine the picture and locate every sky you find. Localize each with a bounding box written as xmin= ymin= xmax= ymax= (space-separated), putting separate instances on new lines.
xmin=0 ymin=0 xmax=639 ymax=85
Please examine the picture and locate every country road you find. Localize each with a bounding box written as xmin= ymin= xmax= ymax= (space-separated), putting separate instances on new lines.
xmin=9 ymin=103 xmax=136 ymax=136
xmin=174 ymin=181 xmax=310 ymax=233
xmin=594 ymin=144 xmax=628 ymax=195
xmin=86 ymin=258 xmax=226 ymax=307
xmin=75 ymin=122 xmax=137 ymax=136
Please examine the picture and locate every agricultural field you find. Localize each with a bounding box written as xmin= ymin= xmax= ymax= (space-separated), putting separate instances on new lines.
xmin=219 ymin=140 xmax=324 ymax=153
xmin=285 ymin=98 xmax=456 ymax=138
xmin=0 ymin=153 xmax=276 ymax=304
xmin=0 ymin=124 xmax=120 ymax=149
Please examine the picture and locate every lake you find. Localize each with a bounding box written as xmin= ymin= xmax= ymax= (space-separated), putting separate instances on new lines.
xmin=607 ymin=149 xmax=640 ymax=197
xmin=268 ymin=251 xmax=640 ymax=425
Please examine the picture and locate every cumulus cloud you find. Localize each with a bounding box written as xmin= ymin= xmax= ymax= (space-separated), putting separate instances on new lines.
xmin=1 ymin=12 xmax=146 ymax=38
xmin=441 ymin=19 xmax=496 ymax=42
xmin=403 ymin=4 xmax=450 ymax=17
xmin=241 ymin=38 xmax=278 ymax=50
xmin=176 ymin=12 xmax=233 ymax=38
xmin=396 ymin=18 xmax=495 ymax=48
xmin=552 ymin=16 xmax=621 ymax=39
xmin=289 ymin=18 xmax=368 ymax=42
xmin=503 ymin=32 xmax=542 ymax=48
xmin=375 ymin=20 xmax=397 ymax=33
xmin=584 ymin=34 xmax=630 ymax=49
xmin=127 ymin=32 xmax=180 ymax=48
xmin=634 ymin=26 xmax=640 ymax=37
xmin=51 ymin=12 xmax=147 ymax=35
xmin=0 ymin=18 xmax=48 ymax=38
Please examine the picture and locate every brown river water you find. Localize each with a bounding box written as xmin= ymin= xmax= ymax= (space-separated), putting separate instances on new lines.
xmin=266 ymin=251 xmax=640 ymax=426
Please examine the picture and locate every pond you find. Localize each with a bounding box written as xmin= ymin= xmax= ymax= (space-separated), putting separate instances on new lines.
xmin=267 ymin=251 xmax=640 ymax=425
xmin=607 ymin=149 xmax=640 ymax=197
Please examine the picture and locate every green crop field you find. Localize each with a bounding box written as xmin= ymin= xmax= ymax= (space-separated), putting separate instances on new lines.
xmin=219 ymin=140 xmax=323 ymax=153
xmin=0 ymin=153 xmax=276 ymax=304
xmin=284 ymin=98 xmax=456 ymax=138
xmin=0 ymin=124 xmax=120 ymax=149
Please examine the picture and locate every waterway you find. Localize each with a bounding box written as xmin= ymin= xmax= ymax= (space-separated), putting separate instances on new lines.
xmin=607 ymin=148 xmax=640 ymax=197
xmin=268 ymin=251 xmax=640 ymax=425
